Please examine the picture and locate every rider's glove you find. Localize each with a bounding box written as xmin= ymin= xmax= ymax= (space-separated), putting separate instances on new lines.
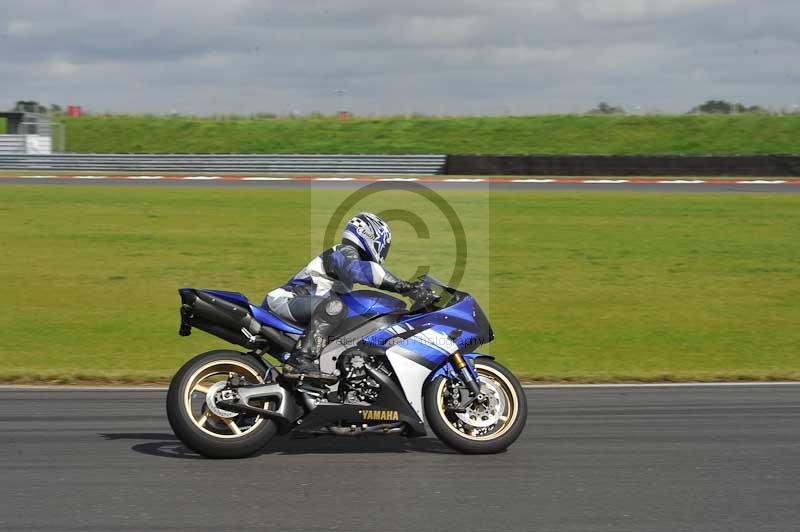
xmin=394 ymin=280 xmax=424 ymax=295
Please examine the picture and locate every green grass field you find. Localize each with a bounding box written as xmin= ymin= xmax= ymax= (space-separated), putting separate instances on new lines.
xmin=59 ymin=114 xmax=800 ymax=155
xmin=1 ymin=184 xmax=799 ymax=384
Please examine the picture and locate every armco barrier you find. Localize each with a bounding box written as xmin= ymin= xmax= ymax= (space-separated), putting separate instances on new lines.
xmin=445 ymin=154 xmax=800 ymax=176
xmin=0 ymin=136 xmax=26 ymax=154
xmin=0 ymin=154 xmax=446 ymax=175
xmin=4 ymin=153 xmax=800 ymax=177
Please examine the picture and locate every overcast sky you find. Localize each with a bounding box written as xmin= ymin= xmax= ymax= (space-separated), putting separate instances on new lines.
xmin=1 ymin=0 xmax=797 ymax=115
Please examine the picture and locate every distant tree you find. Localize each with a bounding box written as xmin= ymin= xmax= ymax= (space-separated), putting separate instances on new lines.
xmin=744 ymin=105 xmax=766 ymax=114
xmin=587 ymin=102 xmax=625 ymax=115
xmin=689 ymin=100 xmax=765 ymax=114
xmin=13 ymin=100 xmax=61 ymax=114
xmin=14 ymin=100 xmax=48 ymax=114
xmin=690 ymin=100 xmax=734 ymax=114
xmin=50 ymin=104 xmax=63 ymax=114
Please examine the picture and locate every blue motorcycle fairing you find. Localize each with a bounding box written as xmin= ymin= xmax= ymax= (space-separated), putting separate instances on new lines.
xmin=364 ymin=294 xmax=491 ymax=356
xmin=201 ymin=289 xmax=251 ymax=307
xmin=340 ymin=290 xmax=407 ymax=318
xmin=362 ymin=293 xmax=492 ymax=384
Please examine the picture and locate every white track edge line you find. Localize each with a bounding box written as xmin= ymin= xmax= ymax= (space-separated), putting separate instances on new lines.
xmin=5 ymin=175 xmax=800 ymax=185
xmin=1 ymin=382 xmax=798 ymax=391
xmin=0 ymin=385 xmax=170 ymax=391
xmin=522 ymin=381 xmax=800 ymax=388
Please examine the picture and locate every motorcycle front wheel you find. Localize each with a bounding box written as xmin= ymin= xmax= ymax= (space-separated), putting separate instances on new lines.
xmin=166 ymin=350 xmax=278 ymax=459
xmin=424 ymin=358 xmax=527 ymax=454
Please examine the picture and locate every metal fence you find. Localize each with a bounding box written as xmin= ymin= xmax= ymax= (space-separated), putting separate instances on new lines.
xmin=0 ymin=136 xmax=26 ymax=154
xmin=0 ymin=154 xmax=446 ymax=174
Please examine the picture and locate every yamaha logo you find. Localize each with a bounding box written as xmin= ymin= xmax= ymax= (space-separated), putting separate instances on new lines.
xmin=359 ymin=409 xmax=400 ymax=421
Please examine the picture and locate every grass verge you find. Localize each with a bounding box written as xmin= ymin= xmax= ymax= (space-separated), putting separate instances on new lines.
xmin=59 ymin=114 xmax=800 ymax=155
xmin=1 ymin=185 xmax=798 ymax=383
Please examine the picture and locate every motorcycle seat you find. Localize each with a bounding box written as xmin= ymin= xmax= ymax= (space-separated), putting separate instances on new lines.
xmin=263 ymin=307 xmax=307 ymax=331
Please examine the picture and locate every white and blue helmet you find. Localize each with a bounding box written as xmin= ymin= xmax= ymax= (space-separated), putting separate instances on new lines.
xmin=342 ymin=212 xmax=391 ymax=264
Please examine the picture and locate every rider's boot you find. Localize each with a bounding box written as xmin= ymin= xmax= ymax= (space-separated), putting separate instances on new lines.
xmin=283 ymin=299 xmax=346 ymax=383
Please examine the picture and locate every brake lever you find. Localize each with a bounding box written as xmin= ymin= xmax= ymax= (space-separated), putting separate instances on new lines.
xmin=408 ymin=288 xmax=439 ymax=313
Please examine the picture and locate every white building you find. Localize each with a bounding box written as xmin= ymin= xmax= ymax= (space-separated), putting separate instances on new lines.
xmin=0 ymin=111 xmax=54 ymax=154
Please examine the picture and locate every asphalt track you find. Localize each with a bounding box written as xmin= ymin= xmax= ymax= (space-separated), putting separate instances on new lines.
xmin=2 ymin=176 xmax=800 ymax=193
xmin=1 ymin=384 xmax=797 ymax=532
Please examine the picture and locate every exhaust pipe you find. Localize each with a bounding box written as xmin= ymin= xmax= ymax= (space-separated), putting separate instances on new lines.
xmin=179 ymin=289 xmax=295 ymax=352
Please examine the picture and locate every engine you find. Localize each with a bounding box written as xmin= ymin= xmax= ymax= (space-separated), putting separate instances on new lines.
xmin=338 ymin=349 xmax=391 ymax=404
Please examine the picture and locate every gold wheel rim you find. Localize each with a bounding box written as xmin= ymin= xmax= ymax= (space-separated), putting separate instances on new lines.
xmin=183 ymin=360 xmax=266 ymax=440
xmin=436 ymin=362 xmax=518 ymax=441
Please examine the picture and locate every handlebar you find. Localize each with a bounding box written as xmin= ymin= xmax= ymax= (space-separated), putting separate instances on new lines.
xmin=407 ymin=284 xmax=441 ymax=313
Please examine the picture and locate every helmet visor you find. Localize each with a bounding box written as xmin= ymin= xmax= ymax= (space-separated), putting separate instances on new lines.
xmin=376 ymin=239 xmax=390 ymax=263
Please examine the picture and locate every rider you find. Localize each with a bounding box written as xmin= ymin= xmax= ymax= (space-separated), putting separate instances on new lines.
xmin=265 ymin=212 xmax=421 ymax=381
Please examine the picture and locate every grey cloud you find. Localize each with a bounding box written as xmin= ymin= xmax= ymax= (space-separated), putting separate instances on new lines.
xmin=0 ymin=0 xmax=798 ymax=114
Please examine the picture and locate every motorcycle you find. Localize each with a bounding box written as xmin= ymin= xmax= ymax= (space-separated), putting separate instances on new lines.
xmin=166 ymin=275 xmax=527 ymax=458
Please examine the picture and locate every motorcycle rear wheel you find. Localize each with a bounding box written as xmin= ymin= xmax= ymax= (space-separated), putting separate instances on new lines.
xmin=166 ymin=350 xmax=278 ymax=459
xmin=424 ymin=358 xmax=527 ymax=454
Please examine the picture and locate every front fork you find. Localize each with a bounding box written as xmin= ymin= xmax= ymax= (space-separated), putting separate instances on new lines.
xmin=449 ymin=352 xmax=483 ymax=399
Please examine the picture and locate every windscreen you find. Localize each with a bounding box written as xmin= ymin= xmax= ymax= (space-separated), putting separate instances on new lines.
xmin=422 ymin=275 xmax=468 ymax=310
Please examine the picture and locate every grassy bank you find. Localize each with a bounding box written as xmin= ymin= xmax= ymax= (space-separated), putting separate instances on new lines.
xmin=59 ymin=114 xmax=800 ymax=155
xmin=1 ymin=185 xmax=799 ymax=383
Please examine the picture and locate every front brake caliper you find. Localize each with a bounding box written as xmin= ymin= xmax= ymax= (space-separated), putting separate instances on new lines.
xmin=445 ymin=382 xmax=472 ymax=413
